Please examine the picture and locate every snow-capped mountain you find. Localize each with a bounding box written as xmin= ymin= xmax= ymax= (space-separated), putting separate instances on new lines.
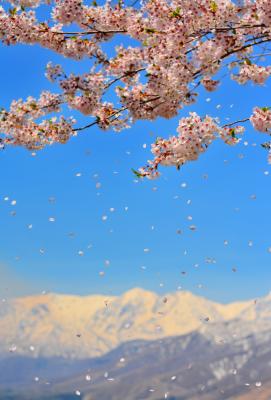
xmin=0 ymin=287 xmax=267 ymax=359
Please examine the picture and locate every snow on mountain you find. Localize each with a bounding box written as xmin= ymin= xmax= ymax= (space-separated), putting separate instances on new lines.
xmin=0 ymin=288 xmax=266 ymax=359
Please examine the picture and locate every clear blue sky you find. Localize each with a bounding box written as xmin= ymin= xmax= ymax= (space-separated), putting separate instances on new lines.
xmin=0 ymin=33 xmax=270 ymax=303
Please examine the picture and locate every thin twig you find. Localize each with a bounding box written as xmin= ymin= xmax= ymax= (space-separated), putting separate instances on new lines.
xmin=223 ymin=118 xmax=250 ymax=128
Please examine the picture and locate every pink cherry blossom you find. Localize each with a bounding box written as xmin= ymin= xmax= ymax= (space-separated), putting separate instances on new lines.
xmin=137 ymin=113 xmax=244 ymax=179
xmin=250 ymin=107 xmax=271 ymax=133
xmin=0 ymin=0 xmax=270 ymax=175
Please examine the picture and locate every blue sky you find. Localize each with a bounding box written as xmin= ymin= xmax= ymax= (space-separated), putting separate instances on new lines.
xmin=0 ymin=32 xmax=271 ymax=303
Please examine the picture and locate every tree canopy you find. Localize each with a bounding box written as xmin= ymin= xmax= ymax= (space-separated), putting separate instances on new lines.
xmin=0 ymin=0 xmax=271 ymax=177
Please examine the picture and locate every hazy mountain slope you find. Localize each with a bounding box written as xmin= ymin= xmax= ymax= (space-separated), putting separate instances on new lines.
xmin=0 ymin=356 xmax=93 ymax=387
xmin=0 ymin=288 xmax=255 ymax=359
xmin=2 ymin=321 xmax=271 ymax=400
xmin=52 ymin=323 xmax=271 ymax=400
xmin=1 ymin=287 xmax=271 ymax=400
xmin=234 ymin=381 xmax=271 ymax=400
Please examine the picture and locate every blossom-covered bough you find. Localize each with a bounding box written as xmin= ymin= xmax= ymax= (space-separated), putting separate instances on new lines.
xmin=1 ymin=0 xmax=271 ymax=178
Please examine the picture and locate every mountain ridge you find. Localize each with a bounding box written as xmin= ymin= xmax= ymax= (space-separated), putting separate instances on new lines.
xmin=2 ymin=323 xmax=271 ymax=400
xmin=0 ymin=287 xmax=266 ymax=360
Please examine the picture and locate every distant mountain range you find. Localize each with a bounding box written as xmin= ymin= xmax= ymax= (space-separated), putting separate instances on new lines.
xmin=0 ymin=288 xmax=261 ymax=359
xmin=1 ymin=288 xmax=271 ymax=399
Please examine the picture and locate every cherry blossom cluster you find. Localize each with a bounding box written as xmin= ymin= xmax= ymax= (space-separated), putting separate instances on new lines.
xmin=232 ymin=62 xmax=271 ymax=85
xmin=0 ymin=92 xmax=76 ymax=149
xmin=52 ymin=0 xmax=84 ymax=25
xmin=0 ymin=0 xmax=271 ymax=174
xmin=250 ymin=107 xmax=271 ymax=133
xmin=137 ymin=113 xmax=245 ymax=179
xmin=256 ymin=0 xmax=271 ymax=26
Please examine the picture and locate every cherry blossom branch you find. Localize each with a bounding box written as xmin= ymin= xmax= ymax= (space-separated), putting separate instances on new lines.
xmin=223 ymin=118 xmax=250 ymax=128
xmin=42 ymin=29 xmax=127 ymax=36
xmin=137 ymin=108 xmax=271 ymax=179
xmin=104 ymin=68 xmax=145 ymax=90
xmin=1 ymin=0 xmax=271 ymax=173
